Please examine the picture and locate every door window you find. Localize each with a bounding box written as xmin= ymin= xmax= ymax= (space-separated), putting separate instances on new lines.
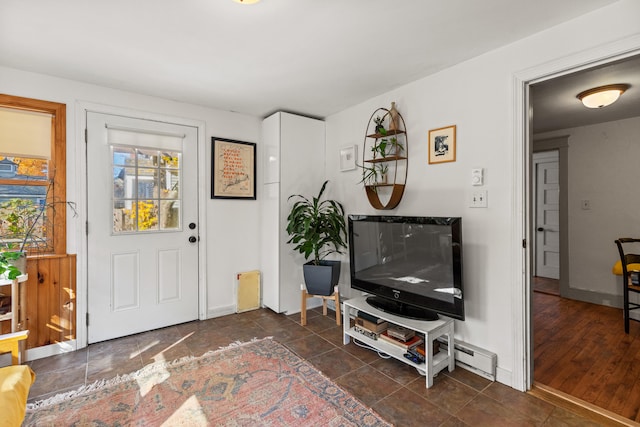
xmin=112 ymin=145 xmax=181 ymax=233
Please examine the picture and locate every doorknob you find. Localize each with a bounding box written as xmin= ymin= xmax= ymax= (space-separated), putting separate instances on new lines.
xmin=189 ymin=236 xmax=197 ymax=243
xmin=537 ymin=227 xmax=544 ymax=232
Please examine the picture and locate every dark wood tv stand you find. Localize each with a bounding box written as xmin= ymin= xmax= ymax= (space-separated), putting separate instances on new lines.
xmin=342 ymin=296 xmax=455 ymax=388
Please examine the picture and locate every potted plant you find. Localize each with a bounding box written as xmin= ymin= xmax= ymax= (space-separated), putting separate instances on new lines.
xmin=371 ymin=138 xmax=388 ymax=159
xmin=286 ymin=180 xmax=347 ymax=296
xmin=373 ymin=116 xmax=386 ymax=134
xmin=358 ymin=163 xmax=388 ymax=187
xmin=0 ymin=251 xmax=23 ymax=280
xmin=388 ymin=136 xmax=404 ymax=157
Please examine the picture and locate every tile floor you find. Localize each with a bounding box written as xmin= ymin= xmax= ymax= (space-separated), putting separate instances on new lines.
xmin=26 ymin=306 xmax=621 ymax=426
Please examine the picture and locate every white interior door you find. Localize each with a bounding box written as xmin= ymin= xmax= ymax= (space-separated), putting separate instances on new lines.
xmin=86 ymin=112 xmax=199 ymax=343
xmin=534 ymin=151 xmax=560 ymax=279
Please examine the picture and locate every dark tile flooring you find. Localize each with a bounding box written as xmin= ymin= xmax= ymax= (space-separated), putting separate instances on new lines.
xmin=26 ymin=306 xmax=621 ymax=426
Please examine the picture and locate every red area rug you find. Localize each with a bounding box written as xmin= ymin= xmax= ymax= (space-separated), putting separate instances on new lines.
xmin=25 ymin=338 xmax=391 ymax=426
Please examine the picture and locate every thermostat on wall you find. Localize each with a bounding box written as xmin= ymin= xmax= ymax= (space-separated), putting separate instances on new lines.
xmin=471 ymin=168 xmax=483 ymax=186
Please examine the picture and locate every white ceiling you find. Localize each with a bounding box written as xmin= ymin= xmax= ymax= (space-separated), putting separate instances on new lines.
xmin=531 ymin=54 xmax=640 ymax=134
xmin=0 ymin=0 xmax=628 ymax=125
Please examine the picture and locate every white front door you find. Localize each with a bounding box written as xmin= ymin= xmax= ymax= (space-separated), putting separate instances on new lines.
xmin=534 ymin=151 xmax=560 ymax=279
xmin=86 ymin=112 xmax=199 ymax=343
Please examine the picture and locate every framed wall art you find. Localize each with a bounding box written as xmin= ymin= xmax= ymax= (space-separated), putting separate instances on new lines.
xmin=428 ymin=125 xmax=456 ymax=164
xmin=339 ymin=145 xmax=357 ymax=171
xmin=211 ymin=137 xmax=256 ymax=199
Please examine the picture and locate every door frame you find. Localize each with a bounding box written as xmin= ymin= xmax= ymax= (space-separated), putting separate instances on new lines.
xmin=512 ymin=35 xmax=640 ymax=391
xmin=75 ymin=102 xmax=207 ymax=350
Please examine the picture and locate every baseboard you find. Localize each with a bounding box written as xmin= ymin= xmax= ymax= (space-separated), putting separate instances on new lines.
xmin=529 ymin=383 xmax=639 ymax=426
xmin=25 ymin=340 xmax=77 ymax=362
xmin=286 ymin=298 xmax=323 ymax=316
xmin=495 ymin=366 xmax=513 ymax=388
xmin=207 ymin=304 xmax=236 ymax=319
xmin=562 ymin=287 xmax=622 ymax=308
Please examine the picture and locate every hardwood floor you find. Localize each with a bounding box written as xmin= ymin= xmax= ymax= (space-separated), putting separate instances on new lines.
xmin=533 ymin=276 xmax=560 ymax=296
xmin=534 ymin=286 xmax=640 ymax=423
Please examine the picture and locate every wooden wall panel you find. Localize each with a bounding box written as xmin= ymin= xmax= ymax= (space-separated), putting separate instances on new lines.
xmin=35 ymin=258 xmax=50 ymax=347
xmin=23 ymin=254 xmax=76 ymax=349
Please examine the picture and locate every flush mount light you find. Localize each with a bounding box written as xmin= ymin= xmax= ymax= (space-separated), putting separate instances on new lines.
xmin=577 ymin=84 xmax=630 ymax=108
xmin=233 ymin=0 xmax=261 ymax=4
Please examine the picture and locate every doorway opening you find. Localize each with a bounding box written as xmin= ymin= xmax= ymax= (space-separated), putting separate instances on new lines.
xmin=525 ymin=51 xmax=640 ymax=422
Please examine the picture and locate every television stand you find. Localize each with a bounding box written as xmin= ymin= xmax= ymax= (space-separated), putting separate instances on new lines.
xmin=343 ymin=296 xmax=455 ymax=388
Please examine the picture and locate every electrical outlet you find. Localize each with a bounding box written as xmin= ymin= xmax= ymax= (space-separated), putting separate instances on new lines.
xmin=469 ymin=190 xmax=488 ymax=208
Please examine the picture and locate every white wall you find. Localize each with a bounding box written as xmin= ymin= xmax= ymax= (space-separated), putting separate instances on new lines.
xmin=325 ymin=0 xmax=640 ymax=387
xmin=0 ymin=66 xmax=262 ymax=326
xmin=536 ymin=116 xmax=640 ymax=303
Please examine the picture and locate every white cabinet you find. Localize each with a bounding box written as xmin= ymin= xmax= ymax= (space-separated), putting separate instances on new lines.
xmin=261 ymin=112 xmax=325 ymax=314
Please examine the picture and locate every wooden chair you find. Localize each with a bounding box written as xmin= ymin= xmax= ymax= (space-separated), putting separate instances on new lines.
xmin=0 ymin=330 xmax=29 ymax=366
xmin=614 ymin=238 xmax=640 ymax=333
xmin=301 ymin=285 xmax=341 ymax=326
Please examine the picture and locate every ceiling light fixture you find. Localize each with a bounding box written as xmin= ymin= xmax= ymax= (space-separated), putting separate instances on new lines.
xmin=233 ymin=0 xmax=261 ymax=4
xmin=576 ymin=84 xmax=630 ymax=109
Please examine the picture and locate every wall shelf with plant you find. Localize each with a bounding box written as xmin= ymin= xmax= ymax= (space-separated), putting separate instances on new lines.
xmin=360 ymin=103 xmax=408 ymax=210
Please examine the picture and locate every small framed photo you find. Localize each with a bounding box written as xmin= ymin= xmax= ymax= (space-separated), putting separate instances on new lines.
xmin=428 ymin=125 xmax=456 ymax=164
xmin=339 ymin=145 xmax=357 ymax=171
xmin=211 ymin=137 xmax=256 ymax=199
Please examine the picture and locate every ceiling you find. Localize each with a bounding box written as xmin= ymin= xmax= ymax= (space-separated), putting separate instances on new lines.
xmin=0 ymin=0 xmax=633 ymax=128
xmin=531 ymin=54 xmax=640 ymax=133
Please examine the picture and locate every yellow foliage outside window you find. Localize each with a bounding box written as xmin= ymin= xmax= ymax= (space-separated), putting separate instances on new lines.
xmin=124 ymin=201 xmax=158 ymax=231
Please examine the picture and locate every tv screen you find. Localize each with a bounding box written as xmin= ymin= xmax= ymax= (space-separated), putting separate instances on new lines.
xmin=348 ymin=215 xmax=464 ymax=321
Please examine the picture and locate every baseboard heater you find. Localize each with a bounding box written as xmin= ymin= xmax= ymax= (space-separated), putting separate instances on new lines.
xmin=437 ymin=338 xmax=497 ymax=381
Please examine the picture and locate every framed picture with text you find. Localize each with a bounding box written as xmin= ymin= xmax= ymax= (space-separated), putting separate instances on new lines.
xmin=211 ymin=137 xmax=256 ymax=199
xmin=428 ymin=125 xmax=456 ymax=164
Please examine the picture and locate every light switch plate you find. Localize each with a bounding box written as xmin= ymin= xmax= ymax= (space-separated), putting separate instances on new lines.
xmin=469 ymin=190 xmax=488 ymax=208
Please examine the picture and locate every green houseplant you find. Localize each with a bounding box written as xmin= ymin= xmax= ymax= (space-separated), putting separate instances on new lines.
xmin=286 ymin=180 xmax=347 ymax=296
xmin=373 ymin=116 xmax=385 ymax=134
xmin=359 ymin=163 xmax=388 ymax=186
xmin=0 ymin=251 xmax=23 ymax=280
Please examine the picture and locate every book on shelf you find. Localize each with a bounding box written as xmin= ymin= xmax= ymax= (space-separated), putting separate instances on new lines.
xmin=414 ymin=340 xmax=440 ymax=356
xmin=356 ymin=310 xmax=385 ymax=324
xmin=353 ymin=325 xmax=380 ymax=340
xmin=355 ymin=317 xmax=388 ymax=333
xmin=386 ymin=325 xmax=415 ymax=341
xmin=379 ymin=331 xmax=423 ymax=350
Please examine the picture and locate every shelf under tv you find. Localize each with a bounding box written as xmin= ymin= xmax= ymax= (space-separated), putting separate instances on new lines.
xmin=342 ymin=296 xmax=455 ymax=388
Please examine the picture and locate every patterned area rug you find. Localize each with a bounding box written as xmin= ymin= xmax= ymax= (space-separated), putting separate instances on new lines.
xmin=24 ymin=338 xmax=391 ymax=426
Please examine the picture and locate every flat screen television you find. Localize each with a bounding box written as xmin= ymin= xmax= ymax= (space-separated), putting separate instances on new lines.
xmin=348 ymin=215 xmax=464 ymax=321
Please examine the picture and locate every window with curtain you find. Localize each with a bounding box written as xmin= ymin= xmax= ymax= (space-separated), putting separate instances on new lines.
xmin=0 ymin=95 xmax=66 ymax=254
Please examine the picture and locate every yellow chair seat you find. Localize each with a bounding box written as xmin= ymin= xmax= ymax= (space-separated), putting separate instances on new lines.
xmin=0 ymin=365 xmax=35 ymax=426
xmin=612 ymin=260 xmax=640 ymax=275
